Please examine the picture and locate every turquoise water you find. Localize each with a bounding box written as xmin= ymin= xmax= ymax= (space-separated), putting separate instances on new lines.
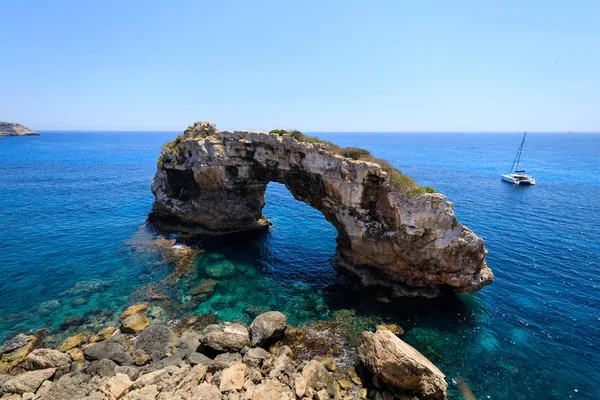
xmin=1 ymin=132 xmax=599 ymax=399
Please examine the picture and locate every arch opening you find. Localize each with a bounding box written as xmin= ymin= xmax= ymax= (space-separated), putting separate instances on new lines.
xmin=261 ymin=181 xmax=338 ymax=285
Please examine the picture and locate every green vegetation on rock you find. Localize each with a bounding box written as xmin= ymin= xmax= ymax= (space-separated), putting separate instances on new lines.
xmin=161 ymin=123 xmax=435 ymax=196
xmin=270 ymin=130 xmax=436 ymax=195
xmin=162 ymin=121 xmax=218 ymax=155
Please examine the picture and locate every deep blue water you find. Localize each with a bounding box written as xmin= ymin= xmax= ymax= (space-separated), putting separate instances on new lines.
xmin=1 ymin=131 xmax=599 ymax=399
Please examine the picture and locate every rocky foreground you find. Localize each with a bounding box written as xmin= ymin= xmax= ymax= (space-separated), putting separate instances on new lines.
xmin=0 ymin=310 xmax=447 ymax=400
xmin=0 ymin=123 xmax=38 ymax=136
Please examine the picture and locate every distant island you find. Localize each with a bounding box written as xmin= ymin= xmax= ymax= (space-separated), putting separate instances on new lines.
xmin=0 ymin=122 xmax=38 ymax=136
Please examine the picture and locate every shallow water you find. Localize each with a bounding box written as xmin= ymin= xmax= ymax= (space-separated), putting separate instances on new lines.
xmin=0 ymin=131 xmax=599 ymax=399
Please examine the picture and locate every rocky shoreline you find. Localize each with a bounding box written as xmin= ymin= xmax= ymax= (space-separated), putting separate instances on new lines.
xmin=0 ymin=123 xmax=38 ymax=136
xmin=0 ymin=310 xmax=447 ymax=400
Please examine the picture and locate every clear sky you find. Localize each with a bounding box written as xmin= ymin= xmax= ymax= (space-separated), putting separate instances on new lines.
xmin=1 ymin=1 xmax=598 ymax=132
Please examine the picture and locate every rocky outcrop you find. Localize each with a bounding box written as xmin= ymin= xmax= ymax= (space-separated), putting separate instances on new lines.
xmin=359 ymin=330 xmax=448 ymax=399
xmin=0 ymin=122 xmax=38 ymax=136
xmin=150 ymin=121 xmax=493 ymax=295
xmin=0 ymin=311 xmax=448 ymax=400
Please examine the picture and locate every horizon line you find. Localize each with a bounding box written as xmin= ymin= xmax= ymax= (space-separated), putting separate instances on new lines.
xmin=32 ymin=129 xmax=599 ymax=134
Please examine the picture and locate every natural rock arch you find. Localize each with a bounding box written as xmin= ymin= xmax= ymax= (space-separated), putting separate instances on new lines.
xmin=149 ymin=122 xmax=493 ymax=296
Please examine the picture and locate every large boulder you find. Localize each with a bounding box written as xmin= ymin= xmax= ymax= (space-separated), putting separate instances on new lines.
xmin=120 ymin=314 xmax=149 ymax=334
xmin=243 ymin=347 xmax=271 ymax=369
xmin=359 ymin=330 xmax=447 ymax=400
xmin=201 ymin=323 xmax=250 ymax=352
xmin=301 ymin=360 xmax=335 ymax=397
xmin=219 ymin=362 xmax=246 ymax=392
xmin=1 ymin=368 xmax=56 ymax=394
xmin=42 ymin=371 xmax=92 ymax=399
xmin=84 ymin=338 xmax=133 ymax=365
xmin=134 ymin=325 xmax=175 ymax=358
xmin=24 ymin=348 xmax=71 ymax=370
xmin=174 ymin=331 xmax=201 ymax=358
xmin=86 ymin=359 xmax=117 ymax=378
xmin=249 ymin=311 xmax=287 ymax=347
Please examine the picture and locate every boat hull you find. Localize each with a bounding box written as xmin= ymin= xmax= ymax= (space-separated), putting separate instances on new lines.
xmin=502 ymin=174 xmax=536 ymax=185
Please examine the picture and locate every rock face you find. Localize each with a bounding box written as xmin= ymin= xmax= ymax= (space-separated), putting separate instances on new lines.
xmin=0 ymin=122 xmax=38 ymax=136
xmin=149 ymin=121 xmax=493 ymax=295
xmin=359 ymin=330 xmax=448 ymax=400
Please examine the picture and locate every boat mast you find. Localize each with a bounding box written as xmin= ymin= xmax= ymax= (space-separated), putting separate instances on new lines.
xmin=510 ymin=132 xmax=526 ymax=172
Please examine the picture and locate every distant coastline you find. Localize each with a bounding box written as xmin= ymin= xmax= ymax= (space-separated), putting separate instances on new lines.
xmin=0 ymin=122 xmax=38 ymax=136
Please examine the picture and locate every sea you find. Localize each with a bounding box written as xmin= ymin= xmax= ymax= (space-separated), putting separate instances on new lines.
xmin=0 ymin=131 xmax=598 ymax=399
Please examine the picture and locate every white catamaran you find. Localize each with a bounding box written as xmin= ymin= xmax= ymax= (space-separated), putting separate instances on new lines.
xmin=502 ymin=132 xmax=536 ymax=185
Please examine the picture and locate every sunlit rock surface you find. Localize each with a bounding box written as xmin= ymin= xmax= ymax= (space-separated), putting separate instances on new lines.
xmin=0 ymin=122 xmax=38 ymax=136
xmin=149 ymin=122 xmax=493 ymax=295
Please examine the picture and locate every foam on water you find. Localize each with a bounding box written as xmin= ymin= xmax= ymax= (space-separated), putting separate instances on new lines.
xmin=1 ymin=131 xmax=599 ymax=399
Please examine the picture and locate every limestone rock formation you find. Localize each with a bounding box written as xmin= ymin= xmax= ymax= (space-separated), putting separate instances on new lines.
xmin=0 ymin=122 xmax=38 ymax=136
xmin=150 ymin=121 xmax=493 ymax=295
xmin=359 ymin=330 xmax=448 ymax=400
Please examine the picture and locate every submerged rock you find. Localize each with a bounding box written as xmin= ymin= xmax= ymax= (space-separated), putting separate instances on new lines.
xmin=149 ymin=122 xmax=493 ymax=295
xmin=192 ymin=279 xmax=217 ymax=297
xmin=375 ymin=324 xmax=404 ymax=336
xmin=359 ymin=330 xmax=448 ymax=400
xmin=61 ymin=279 xmax=110 ymax=297
xmin=204 ymin=259 xmax=236 ymax=279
